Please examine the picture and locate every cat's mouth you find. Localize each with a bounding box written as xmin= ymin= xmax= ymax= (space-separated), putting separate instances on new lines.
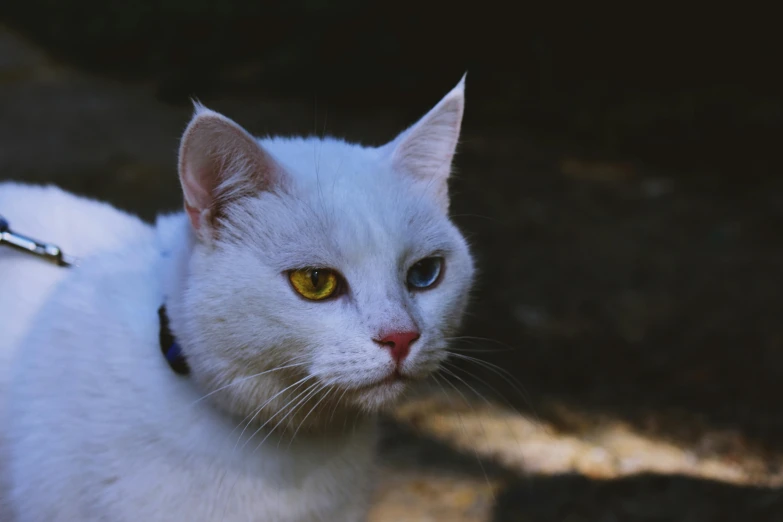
xmin=353 ymin=370 xmax=409 ymax=392
xmin=337 ymin=370 xmax=420 ymax=410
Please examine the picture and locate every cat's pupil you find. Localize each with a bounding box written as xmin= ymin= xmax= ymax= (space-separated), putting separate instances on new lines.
xmin=310 ymin=270 xmax=320 ymax=288
xmin=418 ymin=262 xmax=433 ymax=279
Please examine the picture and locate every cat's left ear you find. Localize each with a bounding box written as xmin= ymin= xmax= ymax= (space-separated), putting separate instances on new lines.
xmin=383 ymin=74 xmax=466 ymax=212
xmin=178 ymin=103 xmax=283 ymax=237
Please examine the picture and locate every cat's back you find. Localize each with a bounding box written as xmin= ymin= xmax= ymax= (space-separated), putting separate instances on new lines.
xmin=0 ymin=182 xmax=148 ymax=256
xmin=0 ymin=182 xmax=151 ymax=360
xmin=0 ymin=183 xmax=154 ymax=519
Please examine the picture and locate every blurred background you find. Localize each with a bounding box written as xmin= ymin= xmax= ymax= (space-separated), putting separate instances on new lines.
xmin=1 ymin=3 xmax=782 ymax=520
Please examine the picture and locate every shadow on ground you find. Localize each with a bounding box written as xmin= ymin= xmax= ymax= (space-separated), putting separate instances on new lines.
xmin=493 ymin=474 xmax=783 ymax=522
xmin=377 ymin=417 xmax=783 ymax=521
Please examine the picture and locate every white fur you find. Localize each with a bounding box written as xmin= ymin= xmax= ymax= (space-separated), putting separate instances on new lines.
xmin=0 ymin=78 xmax=474 ymax=521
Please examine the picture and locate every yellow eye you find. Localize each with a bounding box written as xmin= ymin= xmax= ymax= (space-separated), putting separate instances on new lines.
xmin=288 ymin=268 xmax=340 ymax=301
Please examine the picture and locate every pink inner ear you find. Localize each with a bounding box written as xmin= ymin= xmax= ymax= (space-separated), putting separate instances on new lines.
xmin=178 ymin=107 xmax=280 ymax=233
xmin=181 ymin=148 xmax=212 ymax=204
xmin=387 ymin=78 xmax=465 ymax=193
xmin=184 ymin=201 xmax=202 ymax=230
xmin=179 ymin=133 xmax=217 ymax=231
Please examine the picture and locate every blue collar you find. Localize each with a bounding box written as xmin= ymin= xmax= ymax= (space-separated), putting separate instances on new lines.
xmin=158 ymin=305 xmax=190 ymax=376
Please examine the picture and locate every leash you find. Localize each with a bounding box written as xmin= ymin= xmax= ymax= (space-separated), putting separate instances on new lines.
xmin=0 ymin=214 xmax=77 ymax=267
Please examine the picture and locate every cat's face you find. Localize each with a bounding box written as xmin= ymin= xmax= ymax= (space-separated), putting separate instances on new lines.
xmin=175 ymin=77 xmax=474 ymax=428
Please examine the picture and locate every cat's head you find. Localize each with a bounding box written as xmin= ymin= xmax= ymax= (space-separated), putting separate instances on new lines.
xmin=174 ymin=77 xmax=475 ymax=430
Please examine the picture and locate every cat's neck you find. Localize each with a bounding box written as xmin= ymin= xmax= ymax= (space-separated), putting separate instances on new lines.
xmin=154 ymin=211 xmax=195 ymax=327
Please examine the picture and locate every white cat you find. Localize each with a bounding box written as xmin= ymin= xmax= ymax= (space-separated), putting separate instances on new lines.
xmin=0 ymin=77 xmax=474 ymax=521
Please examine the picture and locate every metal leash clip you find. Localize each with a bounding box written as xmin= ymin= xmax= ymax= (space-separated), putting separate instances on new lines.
xmin=0 ymin=214 xmax=76 ymax=267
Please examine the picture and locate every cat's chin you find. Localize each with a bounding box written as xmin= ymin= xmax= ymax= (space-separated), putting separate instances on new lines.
xmin=350 ymin=378 xmax=408 ymax=412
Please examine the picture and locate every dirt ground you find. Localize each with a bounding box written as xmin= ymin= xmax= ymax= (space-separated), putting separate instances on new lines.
xmin=2 ymin=26 xmax=782 ymax=521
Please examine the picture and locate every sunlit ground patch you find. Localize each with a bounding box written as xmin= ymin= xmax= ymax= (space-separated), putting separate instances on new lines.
xmin=368 ymin=384 xmax=783 ymax=521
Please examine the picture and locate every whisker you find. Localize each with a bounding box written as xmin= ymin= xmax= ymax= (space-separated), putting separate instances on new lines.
xmin=190 ymin=359 xmax=310 ymax=406
xmin=240 ymin=380 xmax=321 ymax=452
xmin=219 ymin=376 xmax=319 ymax=519
xmin=285 ymin=385 xmax=335 ymax=450
xmin=430 ymin=373 xmax=494 ymax=497
xmin=444 ymin=336 xmax=517 ymax=351
xmin=439 ymin=364 xmax=532 ymax=468
xmin=253 ymin=382 xmax=327 ymax=454
xmin=329 ymin=386 xmax=351 ymax=425
xmin=442 ymin=360 xmax=541 ymax=427
xmin=442 ymin=361 xmax=509 ymax=406
xmin=447 ymin=352 xmax=539 ymax=419
xmin=232 ymin=374 xmax=313 ymax=448
xmin=448 ymin=346 xmax=513 ymax=354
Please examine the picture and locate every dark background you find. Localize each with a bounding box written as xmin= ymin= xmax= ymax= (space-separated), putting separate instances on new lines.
xmin=2 ymin=2 xmax=782 ymax=520
xmin=4 ymin=3 xmax=781 ymax=176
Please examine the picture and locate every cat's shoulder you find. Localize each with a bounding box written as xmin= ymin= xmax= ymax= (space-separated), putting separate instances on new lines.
xmin=0 ymin=182 xmax=157 ymax=311
xmin=0 ymin=183 xmax=159 ymax=360
xmin=7 ymin=222 xmax=168 ymax=405
xmin=34 ymin=226 xmax=165 ymax=339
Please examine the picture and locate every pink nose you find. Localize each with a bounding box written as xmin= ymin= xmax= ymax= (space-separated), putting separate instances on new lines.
xmin=375 ymin=331 xmax=420 ymax=364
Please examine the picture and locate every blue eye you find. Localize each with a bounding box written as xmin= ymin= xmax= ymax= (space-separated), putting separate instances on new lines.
xmin=407 ymin=257 xmax=443 ymax=290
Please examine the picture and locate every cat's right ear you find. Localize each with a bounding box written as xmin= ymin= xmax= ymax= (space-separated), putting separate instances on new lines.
xmin=381 ymin=75 xmax=466 ymax=213
xmin=178 ymin=103 xmax=282 ymax=236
